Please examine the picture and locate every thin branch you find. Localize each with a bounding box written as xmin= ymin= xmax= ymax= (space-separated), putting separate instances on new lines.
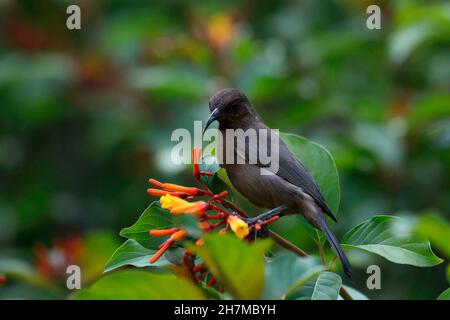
xmin=328 ymin=256 xmax=337 ymax=272
xmin=269 ymin=230 xmax=308 ymax=257
xmin=316 ymin=230 xmax=326 ymax=265
xmin=339 ymin=287 xmax=353 ymax=300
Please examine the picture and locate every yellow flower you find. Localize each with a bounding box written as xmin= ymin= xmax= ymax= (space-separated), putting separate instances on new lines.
xmin=160 ymin=194 xmax=208 ymax=217
xmin=227 ymin=215 xmax=249 ymax=239
xmin=160 ymin=193 xmax=187 ymax=209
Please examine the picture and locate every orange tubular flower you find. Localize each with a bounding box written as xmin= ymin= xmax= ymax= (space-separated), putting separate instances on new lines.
xmin=171 ymin=230 xmax=187 ymax=241
xmin=227 ymin=215 xmax=250 ymax=239
xmin=163 ymin=183 xmax=204 ymax=196
xmin=148 ymin=178 xmax=164 ymax=188
xmin=149 ymin=179 xmax=204 ymax=196
xmin=160 ymin=194 xmax=208 ymax=217
xmin=147 ymin=189 xmax=190 ymax=199
xmin=149 ymin=230 xmax=187 ymax=264
xmin=147 ymin=189 xmax=171 ymax=197
xmin=149 ymin=228 xmax=180 ymax=237
xmin=149 ymin=241 xmax=172 ymax=264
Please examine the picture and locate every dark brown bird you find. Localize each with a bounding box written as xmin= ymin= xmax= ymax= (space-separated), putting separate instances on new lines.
xmin=204 ymin=88 xmax=352 ymax=277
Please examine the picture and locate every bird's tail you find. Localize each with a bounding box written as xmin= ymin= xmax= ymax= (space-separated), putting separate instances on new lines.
xmin=316 ymin=215 xmax=352 ymax=278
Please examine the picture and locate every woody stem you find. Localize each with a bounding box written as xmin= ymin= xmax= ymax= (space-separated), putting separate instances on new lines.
xmin=316 ymin=230 xmax=326 ymax=265
xmin=268 ymin=230 xmax=308 ymax=257
xmin=218 ymin=199 xmax=248 ymax=217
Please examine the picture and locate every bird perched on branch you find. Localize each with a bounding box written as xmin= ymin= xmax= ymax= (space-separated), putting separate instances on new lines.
xmin=203 ymin=88 xmax=352 ymax=277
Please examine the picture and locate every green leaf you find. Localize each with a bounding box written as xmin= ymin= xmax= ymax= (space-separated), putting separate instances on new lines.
xmin=295 ymin=215 xmax=326 ymax=245
xmin=104 ymin=239 xmax=171 ymax=273
xmin=120 ymin=202 xmax=174 ymax=249
xmin=311 ymin=272 xmax=342 ymax=300
xmin=262 ymin=252 xmax=323 ymax=299
xmin=199 ymin=282 xmax=227 ymax=300
xmin=437 ymin=288 xmax=450 ymax=300
xmin=342 ymin=215 xmax=443 ymax=267
xmin=200 ymin=155 xmax=233 ymax=200
xmin=279 ymin=132 xmax=340 ymax=215
xmin=447 ymin=264 xmax=450 ymax=284
xmin=73 ymin=270 xmax=205 ymax=300
xmin=164 ymin=247 xmax=186 ymax=266
xmin=189 ymin=233 xmax=272 ymax=300
xmin=291 ymin=272 xmax=342 ymax=300
xmin=171 ymin=214 xmax=203 ymax=239
xmin=290 ymin=280 xmax=315 ymax=300
xmin=415 ymin=213 xmax=450 ymax=258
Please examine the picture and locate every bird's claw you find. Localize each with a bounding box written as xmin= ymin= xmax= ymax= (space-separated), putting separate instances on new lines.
xmin=246 ymin=205 xmax=287 ymax=225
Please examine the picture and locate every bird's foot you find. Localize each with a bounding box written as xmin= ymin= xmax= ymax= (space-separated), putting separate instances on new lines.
xmin=230 ymin=205 xmax=286 ymax=239
xmin=246 ymin=205 xmax=287 ymax=226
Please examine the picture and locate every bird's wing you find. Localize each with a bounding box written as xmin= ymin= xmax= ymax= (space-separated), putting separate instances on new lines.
xmin=249 ymin=131 xmax=337 ymax=222
xmin=231 ymin=123 xmax=337 ymax=222
xmin=275 ymin=141 xmax=337 ymax=222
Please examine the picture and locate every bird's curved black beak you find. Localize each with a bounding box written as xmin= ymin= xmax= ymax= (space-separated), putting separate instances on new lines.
xmin=203 ymin=108 xmax=221 ymax=135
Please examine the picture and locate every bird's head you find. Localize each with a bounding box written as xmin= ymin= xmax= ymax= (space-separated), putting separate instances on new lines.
xmin=204 ymin=88 xmax=255 ymax=133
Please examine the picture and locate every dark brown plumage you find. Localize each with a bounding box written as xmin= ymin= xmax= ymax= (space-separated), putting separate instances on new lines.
xmin=204 ymin=88 xmax=352 ymax=277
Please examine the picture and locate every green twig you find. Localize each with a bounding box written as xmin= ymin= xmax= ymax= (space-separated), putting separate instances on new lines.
xmin=316 ymin=229 xmax=326 ymax=266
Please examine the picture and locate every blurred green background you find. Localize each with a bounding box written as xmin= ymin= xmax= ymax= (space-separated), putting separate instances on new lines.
xmin=0 ymin=0 xmax=449 ymax=299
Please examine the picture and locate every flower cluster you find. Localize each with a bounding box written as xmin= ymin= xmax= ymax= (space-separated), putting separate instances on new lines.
xmin=145 ymin=148 xmax=281 ymax=286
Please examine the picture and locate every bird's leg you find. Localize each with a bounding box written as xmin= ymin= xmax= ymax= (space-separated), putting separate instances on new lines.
xmin=246 ymin=205 xmax=287 ymax=225
xmin=242 ymin=206 xmax=286 ymax=240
